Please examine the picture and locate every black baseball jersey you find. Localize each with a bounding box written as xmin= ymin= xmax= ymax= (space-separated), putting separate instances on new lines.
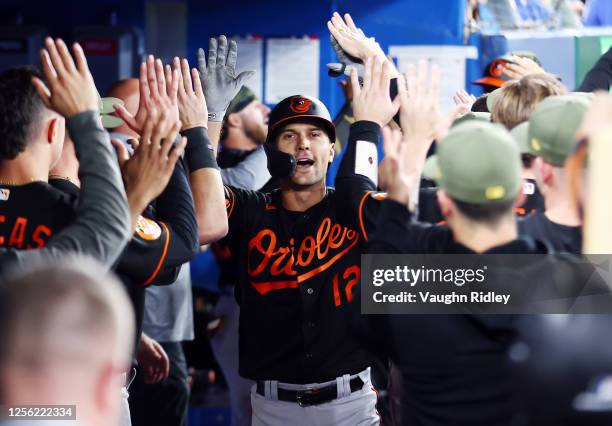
xmin=517 ymin=178 xmax=544 ymax=217
xmin=518 ymin=210 xmax=582 ymax=254
xmin=223 ymin=120 xmax=384 ymax=384
xmin=0 ymin=182 xmax=76 ymax=251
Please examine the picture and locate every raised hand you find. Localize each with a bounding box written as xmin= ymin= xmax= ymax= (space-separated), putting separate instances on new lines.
xmin=327 ymin=12 xmax=386 ymax=63
xmin=32 ymin=37 xmax=99 ymax=118
xmin=197 ymin=35 xmax=254 ymax=122
xmin=113 ymin=55 xmax=180 ymax=137
xmin=112 ymin=108 xmax=187 ymax=217
xmin=172 ymin=57 xmax=208 ymax=130
xmin=350 ymin=57 xmax=400 ymax=127
xmin=397 ymin=60 xmax=443 ymax=145
xmin=503 ymin=56 xmax=547 ymax=80
xmin=452 ymin=89 xmax=476 ymax=114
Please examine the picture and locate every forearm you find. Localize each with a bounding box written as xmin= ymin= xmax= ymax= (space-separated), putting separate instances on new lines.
xmin=207 ymin=121 xmax=223 ymax=154
xmin=153 ymin=159 xmax=199 ymax=264
xmin=335 ymin=120 xmax=380 ymax=193
xmin=183 ymin=126 xmax=228 ymax=243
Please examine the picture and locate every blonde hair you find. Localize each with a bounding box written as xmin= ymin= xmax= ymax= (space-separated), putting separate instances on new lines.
xmin=491 ymin=74 xmax=567 ymax=130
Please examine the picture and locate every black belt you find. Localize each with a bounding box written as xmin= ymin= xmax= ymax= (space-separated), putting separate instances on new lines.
xmin=256 ymin=377 xmax=365 ymax=407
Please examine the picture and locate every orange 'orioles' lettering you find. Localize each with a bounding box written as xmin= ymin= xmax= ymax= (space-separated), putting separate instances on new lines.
xmin=0 ymin=215 xmax=4 ymax=245
xmin=248 ymin=218 xmax=360 ymax=296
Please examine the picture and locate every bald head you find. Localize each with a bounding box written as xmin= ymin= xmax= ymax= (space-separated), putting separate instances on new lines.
xmin=108 ymin=78 xmax=139 ymax=136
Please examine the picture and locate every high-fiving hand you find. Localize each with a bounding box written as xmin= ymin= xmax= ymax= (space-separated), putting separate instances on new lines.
xmin=32 ymin=37 xmax=99 ymax=118
xmin=113 ymin=55 xmax=180 ymax=138
xmin=197 ymin=35 xmax=254 ymax=122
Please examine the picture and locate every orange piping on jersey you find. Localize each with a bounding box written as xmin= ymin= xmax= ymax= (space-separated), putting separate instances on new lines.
xmin=250 ymin=280 xmax=299 ymax=295
xmin=142 ymin=222 xmax=171 ymax=287
xmin=358 ymin=191 xmax=373 ymax=242
xmin=225 ymin=186 xmax=235 ymax=220
xmin=296 ymin=234 xmax=359 ymax=283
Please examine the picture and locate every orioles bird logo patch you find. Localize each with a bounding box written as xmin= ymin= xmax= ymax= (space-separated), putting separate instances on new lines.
xmin=135 ymin=216 xmax=162 ymax=241
xmin=289 ymin=96 xmax=312 ymax=113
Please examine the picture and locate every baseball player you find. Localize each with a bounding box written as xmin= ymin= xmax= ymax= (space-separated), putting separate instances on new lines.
xmin=220 ymin=57 xmax=401 ymax=425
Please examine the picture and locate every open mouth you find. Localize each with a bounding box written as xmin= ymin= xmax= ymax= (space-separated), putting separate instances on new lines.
xmin=296 ymin=158 xmax=315 ymax=171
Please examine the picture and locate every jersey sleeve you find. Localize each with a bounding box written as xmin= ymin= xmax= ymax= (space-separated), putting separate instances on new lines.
xmin=116 ymin=159 xmax=199 ymax=287
xmin=224 ymin=184 xmax=268 ymax=245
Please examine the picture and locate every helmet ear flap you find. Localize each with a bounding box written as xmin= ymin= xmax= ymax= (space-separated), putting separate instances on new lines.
xmin=265 ymin=143 xmax=296 ymax=178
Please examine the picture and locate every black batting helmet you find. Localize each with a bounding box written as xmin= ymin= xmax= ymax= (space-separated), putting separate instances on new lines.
xmin=265 ymin=95 xmax=336 ymax=146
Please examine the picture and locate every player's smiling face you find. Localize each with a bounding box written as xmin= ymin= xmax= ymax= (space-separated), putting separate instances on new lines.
xmin=276 ymin=122 xmax=335 ymax=187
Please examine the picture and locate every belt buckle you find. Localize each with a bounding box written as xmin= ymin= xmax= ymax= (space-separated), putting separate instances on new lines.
xmin=296 ymin=388 xmax=320 ymax=407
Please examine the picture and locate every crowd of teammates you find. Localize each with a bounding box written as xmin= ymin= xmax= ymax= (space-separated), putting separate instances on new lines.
xmin=1 ymin=10 xmax=612 ymax=426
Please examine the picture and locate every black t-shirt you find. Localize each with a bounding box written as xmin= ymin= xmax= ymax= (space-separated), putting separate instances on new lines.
xmin=518 ymin=211 xmax=582 ymax=254
xmin=0 ymin=182 xmax=76 ymax=251
xmin=365 ymin=199 xmax=598 ymax=426
xmin=517 ymin=179 xmax=544 ymax=217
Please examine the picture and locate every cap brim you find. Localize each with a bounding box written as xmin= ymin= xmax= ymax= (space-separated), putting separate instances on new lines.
xmin=101 ymin=114 xmax=124 ymax=129
xmin=99 ymin=97 xmax=125 ymax=114
xmin=472 ymin=77 xmax=508 ymax=88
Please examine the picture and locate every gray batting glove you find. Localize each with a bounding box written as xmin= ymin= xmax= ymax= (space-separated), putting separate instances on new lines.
xmin=197 ymin=35 xmax=255 ymax=122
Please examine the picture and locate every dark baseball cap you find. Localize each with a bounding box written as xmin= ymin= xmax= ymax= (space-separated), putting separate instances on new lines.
xmin=473 ymin=51 xmax=542 ymax=89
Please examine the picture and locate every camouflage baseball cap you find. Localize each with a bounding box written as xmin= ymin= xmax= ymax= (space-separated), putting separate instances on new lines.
xmin=527 ymin=95 xmax=590 ymax=166
xmin=436 ymin=121 xmax=521 ymax=203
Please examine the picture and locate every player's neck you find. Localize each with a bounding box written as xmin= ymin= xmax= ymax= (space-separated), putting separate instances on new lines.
xmin=450 ymin=215 xmax=518 ymax=253
xmin=281 ymin=180 xmax=327 ymax=212
xmin=0 ymin=150 xmax=49 ymax=184
xmin=544 ymin=190 xmax=581 ymax=226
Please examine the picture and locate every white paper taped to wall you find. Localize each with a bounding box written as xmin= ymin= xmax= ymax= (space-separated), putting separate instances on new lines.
xmin=265 ymin=37 xmax=320 ymax=104
xmin=389 ymin=45 xmax=478 ymax=114
xmin=229 ymin=35 xmax=264 ymax=100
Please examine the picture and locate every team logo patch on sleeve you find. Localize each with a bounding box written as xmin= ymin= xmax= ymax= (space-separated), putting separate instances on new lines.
xmin=135 ymin=216 xmax=162 ymax=241
xmin=355 ymin=140 xmax=378 ymax=186
xmin=0 ymin=189 xmax=9 ymax=201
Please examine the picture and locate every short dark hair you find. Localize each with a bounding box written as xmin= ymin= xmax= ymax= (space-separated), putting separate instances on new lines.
xmin=0 ymin=66 xmax=46 ymax=160
xmin=471 ymin=95 xmax=489 ymax=113
xmin=452 ymin=197 xmax=515 ymax=224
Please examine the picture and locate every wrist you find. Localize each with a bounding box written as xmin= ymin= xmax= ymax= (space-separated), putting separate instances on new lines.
xmin=182 ymin=121 xmax=208 ymax=131
xmin=126 ymin=190 xmax=150 ymax=217
xmin=208 ymin=111 xmax=225 ymax=122
xmin=387 ymin=184 xmax=411 ymax=207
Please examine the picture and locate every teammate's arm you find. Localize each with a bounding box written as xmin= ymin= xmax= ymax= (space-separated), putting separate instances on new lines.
xmin=0 ymin=38 xmax=131 ymax=270
xmin=172 ymin=57 xmax=227 ymax=244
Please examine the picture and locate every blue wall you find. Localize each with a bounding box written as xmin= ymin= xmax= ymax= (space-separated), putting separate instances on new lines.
xmin=2 ymin=0 xmax=466 ymax=115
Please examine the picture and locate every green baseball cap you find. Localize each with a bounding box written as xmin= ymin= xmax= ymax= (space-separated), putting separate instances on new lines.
xmin=510 ymin=122 xmax=530 ymax=154
xmin=436 ymin=121 xmax=521 ymax=203
xmin=422 ymin=155 xmax=441 ymax=181
xmin=452 ymin=111 xmax=491 ymax=128
xmin=527 ymin=95 xmax=590 ymax=166
xmin=486 ymin=87 xmax=504 ymax=112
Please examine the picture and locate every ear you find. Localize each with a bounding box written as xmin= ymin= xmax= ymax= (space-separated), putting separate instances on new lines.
xmin=226 ymin=112 xmax=241 ymax=128
xmin=329 ymin=141 xmax=335 ymax=163
xmin=436 ymin=189 xmax=453 ymax=218
xmin=537 ymin=157 xmax=554 ymax=186
xmin=46 ymin=117 xmax=59 ymax=144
